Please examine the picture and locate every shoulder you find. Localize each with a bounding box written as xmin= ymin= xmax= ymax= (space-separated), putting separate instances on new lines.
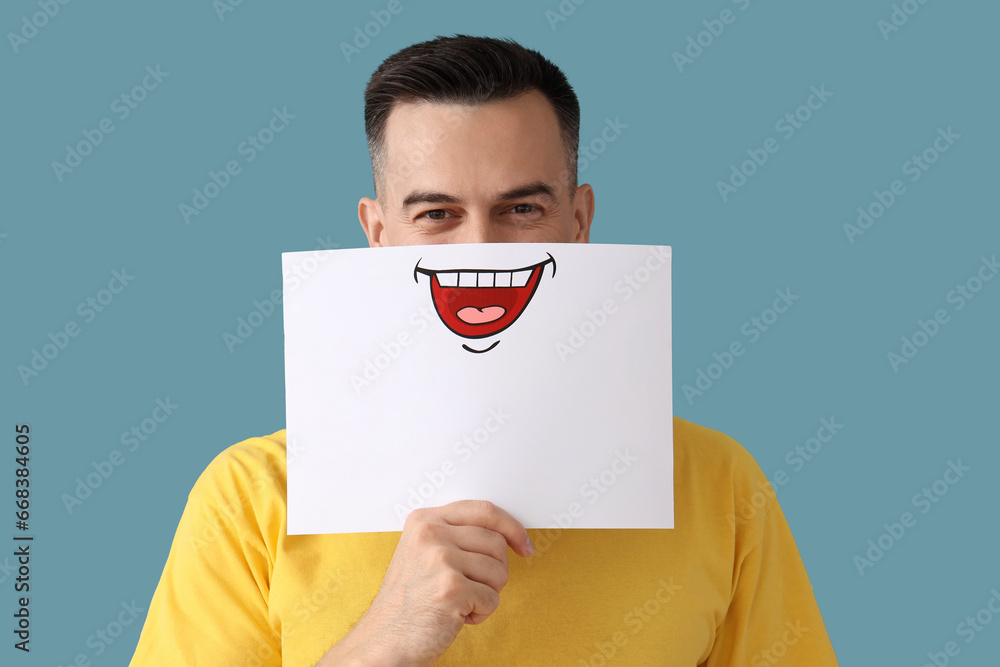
xmin=673 ymin=416 xmax=778 ymax=539
xmin=673 ymin=415 xmax=766 ymax=483
xmin=186 ymin=429 xmax=289 ymax=526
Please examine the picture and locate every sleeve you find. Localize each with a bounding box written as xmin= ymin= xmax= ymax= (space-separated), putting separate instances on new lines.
xmin=129 ymin=449 xmax=282 ymax=666
xmin=705 ymin=492 xmax=839 ymax=666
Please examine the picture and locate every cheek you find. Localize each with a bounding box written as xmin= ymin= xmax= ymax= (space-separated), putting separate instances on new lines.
xmin=392 ymin=228 xmax=443 ymax=246
xmin=518 ymin=223 xmax=573 ymax=244
xmin=380 ymin=217 xmax=418 ymax=247
xmin=545 ymin=213 xmax=577 ymax=241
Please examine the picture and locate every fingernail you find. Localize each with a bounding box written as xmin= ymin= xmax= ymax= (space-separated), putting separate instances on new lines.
xmin=526 ymin=534 xmax=535 ymax=556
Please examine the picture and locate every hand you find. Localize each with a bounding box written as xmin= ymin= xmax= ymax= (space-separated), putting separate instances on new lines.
xmin=317 ymin=499 xmax=534 ymax=666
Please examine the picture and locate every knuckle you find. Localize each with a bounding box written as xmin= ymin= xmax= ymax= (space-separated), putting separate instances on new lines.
xmin=481 ymin=587 xmax=500 ymax=613
xmin=404 ymin=507 xmax=427 ymax=527
xmin=494 ymin=562 xmax=509 ymax=588
xmin=440 ymin=570 xmax=466 ymax=599
xmin=470 ymin=499 xmax=497 ymax=517
xmin=411 ymin=520 xmax=440 ymax=544
xmin=427 ymin=543 xmax=453 ymax=569
xmin=489 ymin=531 xmax=508 ymax=555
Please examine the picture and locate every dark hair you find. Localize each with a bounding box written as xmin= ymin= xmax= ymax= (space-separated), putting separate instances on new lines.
xmin=364 ymin=34 xmax=580 ymax=197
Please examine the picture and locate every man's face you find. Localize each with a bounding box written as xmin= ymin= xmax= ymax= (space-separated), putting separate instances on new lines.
xmin=358 ymin=89 xmax=594 ymax=247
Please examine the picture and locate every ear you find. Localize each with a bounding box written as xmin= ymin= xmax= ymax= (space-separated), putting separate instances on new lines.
xmin=571 ymin=183 xmax=595 ymax=243
xmin=358 ymin=197 xmax=387 ymax=247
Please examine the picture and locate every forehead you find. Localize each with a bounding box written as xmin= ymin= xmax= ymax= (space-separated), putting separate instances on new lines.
xmin=381 ymin=90 xmax=569 ymax=201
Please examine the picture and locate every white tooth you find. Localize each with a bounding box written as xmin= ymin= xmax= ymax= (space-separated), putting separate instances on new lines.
xmin=494 ymin=272 xmax=511 ymax=287
xmin=478 ymin=272 xmax=495 ymax=287
xmin=459 ymin=272 xmax=477 ymax=287
xmin=437 ymin=272 xmax=458 ymax=287
xmin=511 ymin=270 xmax=530 ymax=287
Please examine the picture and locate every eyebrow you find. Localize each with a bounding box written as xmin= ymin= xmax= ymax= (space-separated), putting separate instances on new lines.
xmin=400 ymin=181 xmax=558 ymax=213
xmin=495 ymin=181 xmax=558 ymax=203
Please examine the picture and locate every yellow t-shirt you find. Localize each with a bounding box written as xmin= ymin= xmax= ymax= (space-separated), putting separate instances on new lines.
xmin=129 ymin=417 xmax=838 ymax=666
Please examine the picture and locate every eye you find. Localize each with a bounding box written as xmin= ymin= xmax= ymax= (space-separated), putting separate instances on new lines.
xmin=418 ymin=209 xmax=451 ymax=221
xmin=509 ymin=204 xmax=540 ymax=215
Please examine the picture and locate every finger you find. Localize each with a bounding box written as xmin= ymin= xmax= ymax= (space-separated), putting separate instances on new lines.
xmin=460 ymin=579 xmax=501 ymax=622
xmin=446 ymin=524 xmax=510 ymax=565
xmin=438 ymin=500 xmax=534 ymax=558
xmin=445 ymin=548 xmax=509 ymax=594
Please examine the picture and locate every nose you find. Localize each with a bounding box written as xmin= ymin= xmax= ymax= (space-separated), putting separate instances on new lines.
xmin=450 ymin=212 xmax=505 ymax=244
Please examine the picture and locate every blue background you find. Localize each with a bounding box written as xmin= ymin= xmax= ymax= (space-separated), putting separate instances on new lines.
xmin=2 ymin=0 xmax=998 ymax=664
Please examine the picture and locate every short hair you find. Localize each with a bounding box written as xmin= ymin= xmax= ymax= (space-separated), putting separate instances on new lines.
xmin=364 ymin=34 xmax=580 ymax=199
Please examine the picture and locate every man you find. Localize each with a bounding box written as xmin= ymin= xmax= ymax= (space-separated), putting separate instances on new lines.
xmin=130 ymin=35 xmax=838 ymax=665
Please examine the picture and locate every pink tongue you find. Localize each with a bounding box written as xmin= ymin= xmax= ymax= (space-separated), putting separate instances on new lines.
xmin=456 ymin=305 xmax=506 ymax=324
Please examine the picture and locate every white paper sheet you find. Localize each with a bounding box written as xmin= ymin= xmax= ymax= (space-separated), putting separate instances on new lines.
xmin=283 ymin=242 xmax=672 ymax=534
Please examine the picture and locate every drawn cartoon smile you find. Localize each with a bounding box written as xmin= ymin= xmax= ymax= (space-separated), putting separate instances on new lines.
xmin=414 ymin=254 xmax=556 ymax=353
